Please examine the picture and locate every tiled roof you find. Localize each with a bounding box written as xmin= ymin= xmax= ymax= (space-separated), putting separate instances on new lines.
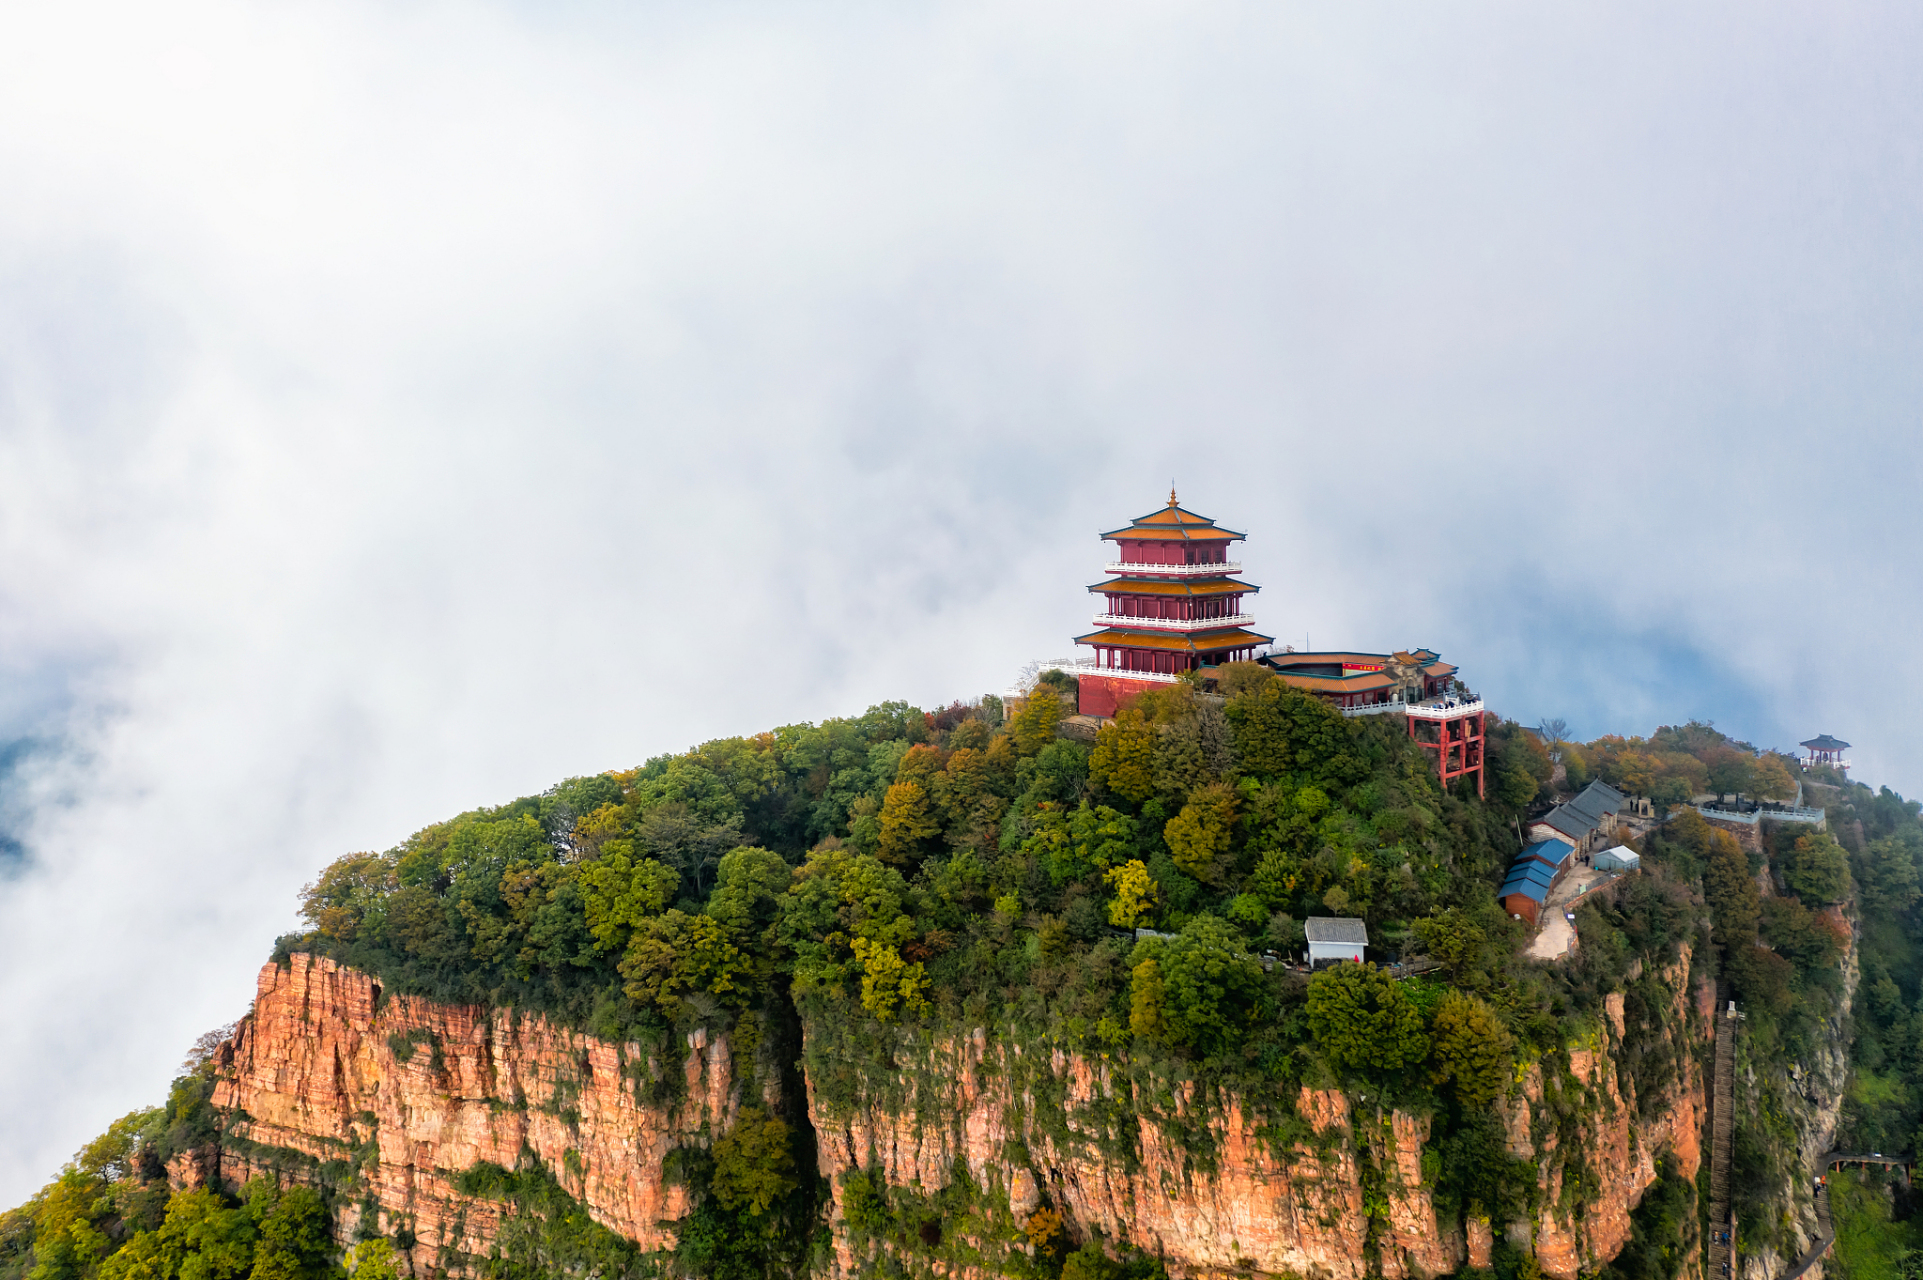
xmin=1499 ymin=880 xmax=1549 ymax=905
xmin=1273 ymin=672 xmax=1398 ymax=693
xmin=1102 ymin=496 xmax=1246 ymax=542
xmin=1538 ymin=807 xmax=1599 ymax=840
xmin=1075 ymin=626 xmax=1275 ymax=652
xmin=1801 ymin=735 xmax=1850 ymax=751
xmin=1304 ymin=916 xmax=1369 ymax=945
xmin=1503 ymin=859 xmax=1558 ymax=889
xmin=1520 ymin=838 xmax=1574 ymax=867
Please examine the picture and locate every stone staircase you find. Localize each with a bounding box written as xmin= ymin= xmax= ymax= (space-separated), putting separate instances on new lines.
xmin=1708 ymin=1000 xmax=1738 ymax=1278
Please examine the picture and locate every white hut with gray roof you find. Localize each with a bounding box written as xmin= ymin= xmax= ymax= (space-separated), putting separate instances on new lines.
xmin=1305 ymin=916 xmax=1369 ymax=966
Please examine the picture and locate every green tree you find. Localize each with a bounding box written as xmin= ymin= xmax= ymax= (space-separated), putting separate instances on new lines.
xmin=1224 ymin=681 xmax=1362 ymax=785
xmin=1132 ymin=917 xmax=1268 ymax=1056
xmin=705 ymin=846 xmax=792 ymax=943
xmin=244 ymin=1183 xmax=336 ymax=1280
xmin=1781 ymin=834 xmax=1850 ymax=905
xmin=618 ymin=911 xmax=752 ymax=1015
xmin=709 ymin=1108 xmax=798 ymax=1216
xmin=1305 ymin=962 xmax=1429 ymax=1073
xmin=578 ymin=847 xmax=678 ymax=954
xmin=1411 ymin=908 xmax=1487 ymax=980
xmin=1163 ymin=782 xmax=1238 ymax=883
xmin=343 ymin=1240 xmax=399 ymax=1280
xmin=1703 ymin=829 xmax=1760 ymax=947
xmin=1428 ymin=990 xmax=1512 ymax=1108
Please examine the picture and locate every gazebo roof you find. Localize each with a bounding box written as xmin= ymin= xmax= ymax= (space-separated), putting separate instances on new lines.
xmin=1801 ymin=735 xmax=1851 ymax=751
xmin=1102 ymin=491 xmax=1245 ymax=543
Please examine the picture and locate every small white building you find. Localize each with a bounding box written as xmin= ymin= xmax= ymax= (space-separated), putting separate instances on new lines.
xmin=1594 ymin=846 xmax=1641 ymax=872
xmin=1305 ymin=916 xmax=1369 ymax=966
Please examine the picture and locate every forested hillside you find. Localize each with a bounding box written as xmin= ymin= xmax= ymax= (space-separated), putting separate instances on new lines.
xmin=5 ymin=670 xmax=1920 ymax=1280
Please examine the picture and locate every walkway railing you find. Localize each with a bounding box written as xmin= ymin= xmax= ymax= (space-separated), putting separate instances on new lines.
xmin=1005 ymin=660 xmax=1185 ymax=701
xmin=1340 ymin=698 xmax=1485 ymax=721
xmin=1102 ymin=561 xmax=1242 ymax=576
xmin=1090 ymin=613 xmax=1257 ymax=632
xmin=1698 ymin=805 xmax=1827 ymax=827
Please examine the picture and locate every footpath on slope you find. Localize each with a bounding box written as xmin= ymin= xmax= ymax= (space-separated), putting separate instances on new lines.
xmin=1708 ymin=999 xmax=1737 ymax=1279
xmin=1774 ymin=1180 xmax=1832 ymax=1280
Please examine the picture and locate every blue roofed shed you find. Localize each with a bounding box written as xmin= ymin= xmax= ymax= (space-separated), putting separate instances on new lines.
xmin=1520 ymin=838 xmax=1574 ymax=869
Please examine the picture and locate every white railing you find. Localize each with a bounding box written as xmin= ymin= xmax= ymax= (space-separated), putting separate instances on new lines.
xmin=1697 ymin=804 xmax=1827 ymax=826
xmin=1341 ymin=697 xmax=1485 ymax=721
xmin=1342 ymin=700 xmax=1409 ymax=718
xmin=1003 ymin=659 xmax=1185 ymax=703
xmin=1090 ymin=613 xmax=1256 ymax=632
xmin=1407 ymin=698 xmax=1484 ymax=721
xmin=1103 ymin=561 xmax=1242 ymax=576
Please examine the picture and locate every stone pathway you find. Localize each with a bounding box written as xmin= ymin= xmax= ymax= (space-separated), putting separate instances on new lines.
xmin=1525 ymin=863 xmax=1616 ymax=961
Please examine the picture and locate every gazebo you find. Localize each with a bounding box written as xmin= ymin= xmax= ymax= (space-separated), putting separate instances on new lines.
xmin=1800 ymin=735 xmax=1851 ymax=774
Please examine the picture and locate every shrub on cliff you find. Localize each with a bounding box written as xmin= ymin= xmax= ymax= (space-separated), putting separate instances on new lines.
xmin=1305 ymin=962 xmax=1429 ymax=1075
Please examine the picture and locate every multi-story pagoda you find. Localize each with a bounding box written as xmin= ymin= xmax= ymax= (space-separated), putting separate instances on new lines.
xmin=1072 ymin=492 xmax=1273 ymax=716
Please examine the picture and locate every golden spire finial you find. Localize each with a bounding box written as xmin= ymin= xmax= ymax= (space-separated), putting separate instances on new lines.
xmin=1169 ymin=484 xmax=1178 ymax=507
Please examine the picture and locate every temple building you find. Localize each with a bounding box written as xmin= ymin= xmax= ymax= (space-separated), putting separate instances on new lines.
xmin=1043 ymin=493 xmax=1485 ymax=795
xmin=1261 ymin=649 xmax=1484 ymax=797
xmin=1072 ymin=493 xmax=1273 ymax=716
xmin=1259 ymin=649 xmax=1458 ymax=710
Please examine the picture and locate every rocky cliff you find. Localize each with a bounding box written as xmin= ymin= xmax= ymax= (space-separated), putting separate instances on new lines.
xmin=186 ymin=954 xmax=757 ymax=1273
xmin=190 ymin=947 xmax=1714 ymax=1280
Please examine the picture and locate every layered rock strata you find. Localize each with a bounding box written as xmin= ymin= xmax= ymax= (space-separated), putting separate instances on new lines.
xmin=198 ymin=954 xmax=745 ymax=1271
xmin=197 ymin=949 xmax=1711 ymax=1280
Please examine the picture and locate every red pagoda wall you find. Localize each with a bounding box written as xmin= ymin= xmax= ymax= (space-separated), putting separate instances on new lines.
xmin=1077 ymin=674 xmax=1163 ymax=718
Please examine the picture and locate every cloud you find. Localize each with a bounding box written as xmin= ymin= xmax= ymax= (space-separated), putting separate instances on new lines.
xmin=4 ymin=0 xmax=1923 ymax=1197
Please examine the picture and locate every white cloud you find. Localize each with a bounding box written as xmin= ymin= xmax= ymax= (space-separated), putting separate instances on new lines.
xmin=4 ymin=0 xmax=1923 ymax=1197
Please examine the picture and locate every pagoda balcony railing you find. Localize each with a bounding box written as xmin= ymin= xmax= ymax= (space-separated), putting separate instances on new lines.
xmin=1091 ymin=613 xmax=1257 ymax=632
xmin=1103 ymin=560 xmax=1242 ymax=576
xmin=1342 ymin=697 xmax=1486 ymax=721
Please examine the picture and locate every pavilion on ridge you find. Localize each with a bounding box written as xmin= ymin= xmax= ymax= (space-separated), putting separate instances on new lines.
xmin=1801 ymin=735 xmax=1851 ymax=774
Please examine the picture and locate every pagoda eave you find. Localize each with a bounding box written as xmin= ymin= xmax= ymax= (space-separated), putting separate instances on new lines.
xmin=1087 ymin=578 xmax=1260 ymax=596
xmin=1076 ymin=627 xmax=1274 ymax=652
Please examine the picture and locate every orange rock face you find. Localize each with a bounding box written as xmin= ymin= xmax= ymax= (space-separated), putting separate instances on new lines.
xmin=1503 ymin=947 xmax=1707 ymax=1280
xmin=205 ymin=954 xmax=745 ymax=1271
xmin=201 ymin=949 xmax=1708 ymax=1280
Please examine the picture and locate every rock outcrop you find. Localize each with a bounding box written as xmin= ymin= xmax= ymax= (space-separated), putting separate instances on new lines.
xmin=196 ymin=954 xmax=747 ymax=1272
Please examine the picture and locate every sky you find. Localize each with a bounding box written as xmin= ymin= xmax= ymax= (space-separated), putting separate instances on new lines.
xmin=3 ymin=0 xmax=1922 ymax=1199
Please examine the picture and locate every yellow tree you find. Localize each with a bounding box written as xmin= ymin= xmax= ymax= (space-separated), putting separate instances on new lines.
xmin=1011 ymin=683 xmax=1067 ymax=755
xmin=877 ymin=780 xmax=940 ymax=863
xmin=1104 ymin=859 xmax=1159 ymax=927
xmin=1089 ymin=709 xmax=1156 ymax=802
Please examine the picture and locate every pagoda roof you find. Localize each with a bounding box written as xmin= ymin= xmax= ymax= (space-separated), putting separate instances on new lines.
xmin=1264 ymin=648 xmax=1442 ymax=669
xmin=1101 ymin=492 xmax=1244 ymax=543
xmin=1076 ymin=626 xmax=1274 ymax=653
xmin=1801 ymin=734 xmax=1851 ymax=751
xmin=1273 ymin=671 xmax=1398 ymax=693
xmin=1088 ymin=577 xmax=1259 ymax=597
